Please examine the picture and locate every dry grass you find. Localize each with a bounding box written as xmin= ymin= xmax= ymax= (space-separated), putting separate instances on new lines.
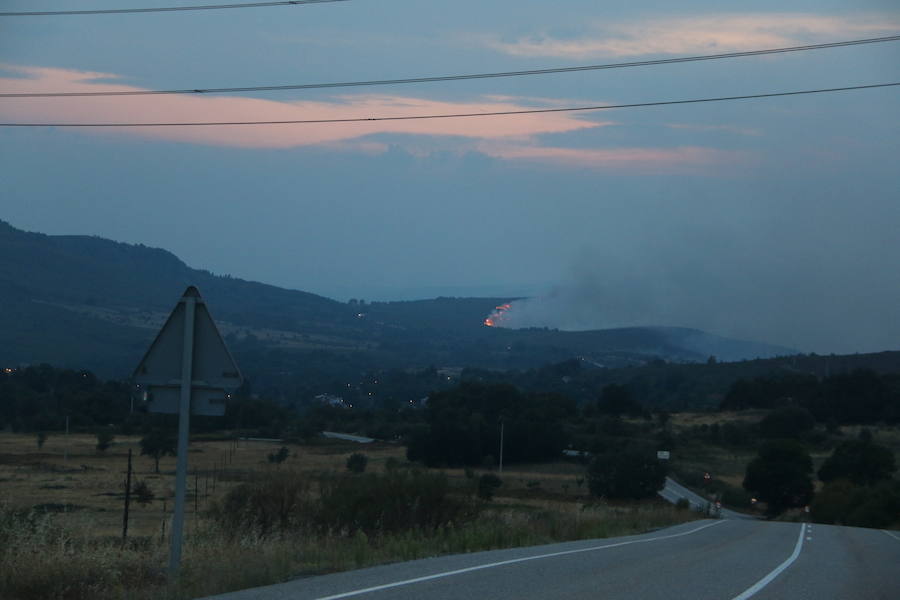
xmin=669 ymin=410 xmax=766 ymax=428
xmin=1 ymin=432 xmax=698 ymax=600
xmin=0 ymin=432 xmax=406 ymax=537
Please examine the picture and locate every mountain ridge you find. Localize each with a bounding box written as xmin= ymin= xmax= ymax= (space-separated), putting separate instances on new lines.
xmin=2 ymin=221 xmax=796 ymax=383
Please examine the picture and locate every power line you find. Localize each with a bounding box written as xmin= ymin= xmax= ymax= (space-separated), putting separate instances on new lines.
xmin=0 ymin=0 xmax=350 ymax=17
xmin=3 ymin=35 xmax=899 ymax=98
xmin=2 ymin=82 xmax=897 ymax=127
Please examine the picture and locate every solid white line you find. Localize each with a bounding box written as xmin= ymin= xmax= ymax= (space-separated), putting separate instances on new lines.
xmin=313 ymin=520 xmax=727 ymax=600
xmin=729 ymin=523 xmax=806 ymax=600
xmin=883 ymin=530 xmax=900 ymax=541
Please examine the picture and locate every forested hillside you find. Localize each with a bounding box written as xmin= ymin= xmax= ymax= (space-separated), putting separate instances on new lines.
xmin=0 ymin=221 xmax=819 ymax=392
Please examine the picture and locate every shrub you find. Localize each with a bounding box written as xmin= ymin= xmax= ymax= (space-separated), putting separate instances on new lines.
xmin=267 ymin=446 xmax=289 ymax=465
xmin=132 ymin=480 xmax=155 ymax=505
xmin=346 ymin=453 xmax=368 ymax=473
xmin=211 ymin=475 xmax=311 ymax=536
xmin=818 ymin=440 xmax=896 ymax=486
xmin=845 ymin=480 xmax=900 ymax=528
xmin=317 ymin=470 xmax=473 ymax=535
xmin=95 ymin=429 xmax=114 ymax=453
xmin=811 ymin=480 xmax=858 ymax=524
xmin=477 ymin=474 xmax=503 ymax=501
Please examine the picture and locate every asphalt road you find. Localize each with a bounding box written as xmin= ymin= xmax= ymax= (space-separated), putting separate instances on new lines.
xmin=203 ymin=519 xmax=900 ymax=600
xmin=659 ymin=477 xmax=756 ymax=520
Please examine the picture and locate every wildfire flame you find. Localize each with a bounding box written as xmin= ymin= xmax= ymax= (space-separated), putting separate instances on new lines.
xmin=484 ymin=303 xmax=512 ymax=327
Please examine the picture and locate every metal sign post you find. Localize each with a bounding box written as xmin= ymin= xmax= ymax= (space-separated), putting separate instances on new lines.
xmin=133 ymin=286 xmax=242 ymax=578
xmin=169 ymin=292 xmax=195 ymax=574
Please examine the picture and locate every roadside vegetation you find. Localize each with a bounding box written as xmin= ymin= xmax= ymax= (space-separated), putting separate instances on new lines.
xmin=2 ymin=361 xmax=898 ymax=599
xmin=0 ymin=431 xmax=696 ymax=600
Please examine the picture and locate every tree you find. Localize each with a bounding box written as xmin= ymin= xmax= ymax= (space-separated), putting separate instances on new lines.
xmin=95 ymin=429 xmax=114 ymax=453
xmin=818 ymin=439 xmax=896 ymax=486
xmin=139 ymin=429 xmax=176 ymax=474
xmin=743 ymin=440 xmax=814 ymax=517
xmin=346 ymin=452 xmax=368 ymax=473
xmin=406 ymin=382 xmax=572 ymax=467
xmin=587 ymin=447 xmax=667 ymax=500
xmin=597 ymin=384 xmax=644 ymax=417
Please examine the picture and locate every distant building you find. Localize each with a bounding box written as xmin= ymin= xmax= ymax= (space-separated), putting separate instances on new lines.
xmin=314 ymin=394 xmax=347 ymax=408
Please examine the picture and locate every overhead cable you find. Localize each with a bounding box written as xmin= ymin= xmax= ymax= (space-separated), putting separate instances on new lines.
xmin=0 ymin=0 xmax=349 ymax=17
xmin=2 ymin=82 xmax=897 ymax=127
xmin=3 ymin=35 xmax=899 ymax=98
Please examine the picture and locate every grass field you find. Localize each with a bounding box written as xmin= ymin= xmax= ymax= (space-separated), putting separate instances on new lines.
xmin=0 ymin=431 xmax=697 ymax=600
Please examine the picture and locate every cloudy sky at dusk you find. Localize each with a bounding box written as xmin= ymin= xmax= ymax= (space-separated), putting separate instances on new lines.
xmin=2 ymin=0 xmax=899 ymax=353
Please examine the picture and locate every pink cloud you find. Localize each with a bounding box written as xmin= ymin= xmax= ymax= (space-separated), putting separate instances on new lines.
xmin=0 ymin=65 xmax=746 ymax=173
xmin=484 ymin=13 xmax=900 ymax=59
xmin=478 ymin=143 xmax=748 ymax=174
xmin=0 ymin=65 xmax=600 ymax=149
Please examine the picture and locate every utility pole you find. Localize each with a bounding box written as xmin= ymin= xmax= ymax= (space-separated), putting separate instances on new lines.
xmin=64 ymin=415 xmax=69 ymax=462
xmin=498 ymin=418 xmax=504 ymax=474
xmin=122 ymin=449 xmax=133 ymax=543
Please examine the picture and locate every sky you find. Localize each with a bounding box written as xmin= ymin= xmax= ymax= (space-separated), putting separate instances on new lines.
xmin=1 ymin=0 xmax=899 ymax=354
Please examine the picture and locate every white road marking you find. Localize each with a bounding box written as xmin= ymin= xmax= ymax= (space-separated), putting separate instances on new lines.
xmin=729 ymin=523 xmax=806 ymax=600
xmin=883 ymin=530 xmax=900 ymax=541
xmin=312 ymin=520 xmax=727 ymax=600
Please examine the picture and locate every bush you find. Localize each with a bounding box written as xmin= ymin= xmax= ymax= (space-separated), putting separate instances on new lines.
xmin=812 ymin=479 xmax=900 ymax=529
xmin=212 ymin=475 xmax=311 ymax=536
xmin=317 ymin=470 xmax=473 ymax=535
xmin=346 ymin=453 xmax=368 ymax=473
xmin=95 ymin=429 xmax=114 ymax=453
xmin=132 ymin=480 xmax=155 ymax=505
xmin=477 ymin=474 xmax=503 ymax=501
xmin=845 ymin=480 xmax=900 ymax=528
xmin=811 ymin=480 xmax=858 ymax=524
xmin=587 ymin=447 xmax=667 ymax=500
xmin=818 ymin=440 xmax=896 ymax=486
xmin=213 ymin=470 xmax=474 ymax=539
xmin=267 ymin=446 xmax=289 ymax=465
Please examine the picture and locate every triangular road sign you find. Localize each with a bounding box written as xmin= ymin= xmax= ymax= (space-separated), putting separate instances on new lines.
xmin=133 ymin=286 xmax=242 ymax=416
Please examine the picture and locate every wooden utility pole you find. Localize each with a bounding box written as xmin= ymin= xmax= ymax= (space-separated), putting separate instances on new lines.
xmin=122 ymin=449 xmax=133 ymax=543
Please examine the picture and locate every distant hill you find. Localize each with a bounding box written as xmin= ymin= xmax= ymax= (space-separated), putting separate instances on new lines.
xmin=1 ymin=220 xmax=798 ymax=386
xmin=0 ymin=220 xmax=365 ymax=376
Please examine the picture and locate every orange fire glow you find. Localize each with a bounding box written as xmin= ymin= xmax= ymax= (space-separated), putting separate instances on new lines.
xmin=483 ymin=303 xmax=513 ymax=327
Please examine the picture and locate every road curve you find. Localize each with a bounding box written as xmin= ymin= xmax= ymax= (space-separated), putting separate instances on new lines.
xmin=201 ymin=520 xmax=900 ymax=600
xmin=659 ymin=477 xmax=756 ymax=520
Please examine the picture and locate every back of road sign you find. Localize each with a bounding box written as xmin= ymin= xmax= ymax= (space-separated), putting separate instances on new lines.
xmin=133 ymin=286 xmax=242 ymax=416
